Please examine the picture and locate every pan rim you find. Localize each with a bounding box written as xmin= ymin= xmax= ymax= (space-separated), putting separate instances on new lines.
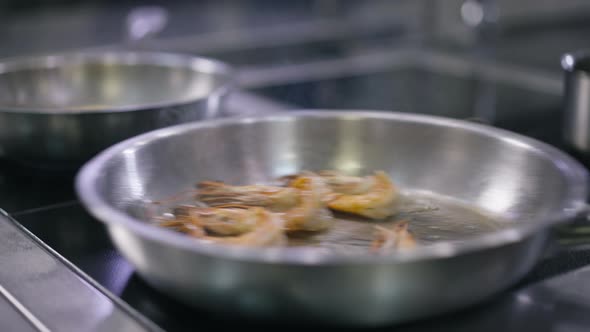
xmin=75 ymin=110 xmax=589 ymax=265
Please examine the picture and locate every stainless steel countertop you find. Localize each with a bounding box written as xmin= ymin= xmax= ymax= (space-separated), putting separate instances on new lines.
xmin=0 ymin=210 xmax=162 ymax=332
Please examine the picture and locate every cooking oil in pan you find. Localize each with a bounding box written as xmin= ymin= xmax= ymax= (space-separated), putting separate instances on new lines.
xmin=287 ymin=190 xmax=510 ymax=254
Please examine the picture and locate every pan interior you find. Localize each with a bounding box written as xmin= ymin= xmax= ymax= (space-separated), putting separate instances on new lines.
xmin=93 ymin=113 xmax=583 ymax=255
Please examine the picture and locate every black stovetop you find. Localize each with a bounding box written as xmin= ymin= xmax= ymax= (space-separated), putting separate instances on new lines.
xmin=5 ymin=68 xmax=590 ymax=331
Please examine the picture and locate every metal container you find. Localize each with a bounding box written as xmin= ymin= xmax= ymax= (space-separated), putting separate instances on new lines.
xmin=76 ymin=111 xmax=587 ymax=326
xmin=0 ymin=52 xmax=233 ymax=167
xmin=562 ymin=50 xmax=590 ymax=156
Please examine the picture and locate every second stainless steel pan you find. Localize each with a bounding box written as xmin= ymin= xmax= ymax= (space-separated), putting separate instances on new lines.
xmin=0 ymin=51 xmax=233 ymax=166
xmin=76 ymin=111 xmax=588 ymax=326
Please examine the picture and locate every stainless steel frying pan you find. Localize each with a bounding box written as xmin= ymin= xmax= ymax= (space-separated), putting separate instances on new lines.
xmin=0 ymin=51 xmax=233 ymax=166
xmin=75 ymin=111 xmax=588 ymax=326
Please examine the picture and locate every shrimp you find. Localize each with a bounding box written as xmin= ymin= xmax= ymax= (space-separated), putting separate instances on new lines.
xmin=196 ymin=181 xmax=299 ymax=212
xmin=170 ymin=205 xmax=258 ymax=236
xmin=371 ymin=220 xmax=417 ymax=253
xmin=322 ymin=170 xmax=398 ymax=219
xmin=200 ymin=208 xmax=287 ymax=247
xmin=317 ymin=170 xmax=377 ymax=195
xmin=282 ymin=175 xmax=334 ymax=232
xmin=158 ymin=217 xmax=207 ymax=238
xmin=160 ymin=206 xmax=287 ymax=247
xmin=196 ymin=175 xmax=334 ymax=232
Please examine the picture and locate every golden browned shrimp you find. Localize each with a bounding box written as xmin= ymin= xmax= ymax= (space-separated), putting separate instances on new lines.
xmin=170 ymin=205 xmax=258 ymax=236
xmin=196 ymin=175 xmax=334 ymax=233
xmin=324 ymin=171 xmax=398 ymax=219
xmin=158 ymin=218 xmax=206 ymax=238
xmin=161 ymin=206 xmax=287 ymax=247
xmin=282 ymin=175 xmax=334 ymax=232
xmin=371 ymin=221 xmax=417 ymax=253
xmin=317 ymin=170 xmax=377 ymax=195
xmin=196 ymin=181 xmax=299 ymax=212
xmin=200 ymin=208 xmax=287 ymax=247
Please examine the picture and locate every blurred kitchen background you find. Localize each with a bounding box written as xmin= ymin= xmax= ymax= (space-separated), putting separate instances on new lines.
xmin=3 ymin=3 xmax=590 ymax=330
xmin=1 ymin=0 xmax=589 ymax=146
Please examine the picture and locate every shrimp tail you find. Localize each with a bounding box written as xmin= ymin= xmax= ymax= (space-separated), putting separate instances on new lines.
xmin=371 ymin=220 xmax=416 ymax=253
